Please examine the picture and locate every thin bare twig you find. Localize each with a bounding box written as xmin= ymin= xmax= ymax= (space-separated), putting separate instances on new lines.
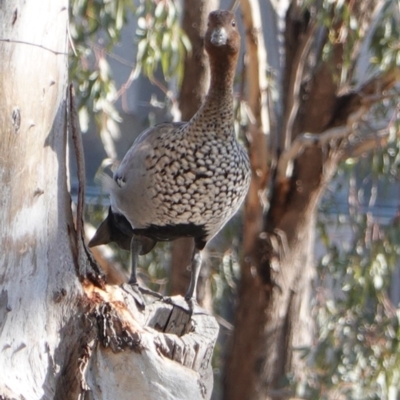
xmin=89 ymin=42 xmax=136 ymax=69
xmin=67 ymin=25 xmax=77 ymax=56
xmin=0 ymin=38 xmax=68 ymax=55
xmin=229 ymin=0 xmax=240 ymax=12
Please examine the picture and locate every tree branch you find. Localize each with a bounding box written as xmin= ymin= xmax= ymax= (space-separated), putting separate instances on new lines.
xmin=282 ymin=22 xmax=317 ymax=151
xmin=329 ymin=67 xmax=400 ymax=127
xmin=278 ymin=67 xmax=400 ymax=179
xmin=277 ymin=108 xmax=367 ymax=179
xmin=240 ymin=0 xmax=271 ymax=255
xmin=342 ymin=104 xmax=400 ymax=160
xmin=343 ymin=128 xmax=392 ymax=159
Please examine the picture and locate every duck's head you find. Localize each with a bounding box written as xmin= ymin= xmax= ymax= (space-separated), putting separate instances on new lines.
xmin=205 ymin=10 xmax=240 ymax=59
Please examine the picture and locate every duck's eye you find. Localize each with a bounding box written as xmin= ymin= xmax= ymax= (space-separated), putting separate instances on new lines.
xmin=231 ymin=20 xmax=236 ymax=27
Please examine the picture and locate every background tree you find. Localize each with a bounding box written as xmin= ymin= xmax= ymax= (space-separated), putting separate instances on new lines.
xmin=225 ymin=1 xmax=400 ymax=399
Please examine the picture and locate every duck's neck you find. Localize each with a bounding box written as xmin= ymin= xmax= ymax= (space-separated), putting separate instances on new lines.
xmin=207 ymin=56 xmax=236 ymax=104
xmin=186 ymin=55 xmax=237 ymax=136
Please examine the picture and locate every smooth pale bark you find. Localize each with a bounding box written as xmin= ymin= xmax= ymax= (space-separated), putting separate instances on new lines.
xmin=0 ymin=2 xmax=218 ymax=398
xmin=0 ymin=1 xmax=79 ymax=398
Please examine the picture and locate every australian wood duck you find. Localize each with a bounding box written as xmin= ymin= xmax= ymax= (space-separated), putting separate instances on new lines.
xmin=89 ymin=10 xmax=251 ymax=302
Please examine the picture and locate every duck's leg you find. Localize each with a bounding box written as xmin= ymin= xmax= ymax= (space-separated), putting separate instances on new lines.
xmin=122 ymin=235 xmax=146 ymax=307
xmin=128 ymin=235 xmax=142 ymax=285
xmin=128 ymin=235 xmax=157 ymax=284
xmin=185 ymin=248 xmax=202 ymax=302
xmin=125 ymin=235 xmax=163 ymax=305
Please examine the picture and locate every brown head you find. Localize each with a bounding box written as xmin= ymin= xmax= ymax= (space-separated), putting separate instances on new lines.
xmin=205 ymin=10 xmax=240 ymax=61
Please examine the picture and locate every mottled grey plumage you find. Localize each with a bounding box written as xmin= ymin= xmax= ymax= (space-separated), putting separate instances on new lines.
xmin=89 ymin=10 xmax=251 ymax=302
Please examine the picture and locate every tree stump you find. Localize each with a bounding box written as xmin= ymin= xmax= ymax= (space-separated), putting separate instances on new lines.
xmin=59 ymin=283 xmax=219 ymax=400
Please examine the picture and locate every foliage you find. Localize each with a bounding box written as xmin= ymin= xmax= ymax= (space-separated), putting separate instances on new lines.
xmin=370 ymin=1 xmax=400 ymax=72
xmin=135 ymin=0 xmax=191 ymax=84
xmin=69 ymin=0 xmax=132 ymax=157
xmin=295 ymin=149 xmax=400 ymax=399
xmin=301 ymin=0 xmax=400 ymax=87
xmin=69 ymin=0 xmax=190 ymax=158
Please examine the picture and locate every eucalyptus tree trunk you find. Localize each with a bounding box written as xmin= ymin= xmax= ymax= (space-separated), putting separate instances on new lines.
xmin=0 ymin=1 xmax=79 ymax=397
xmin=0 ymin=2 xmax=218 ymax=399
xmin=224 ymin=1 xmax=397 ymax=399
xmin=170 ymin=0 xmax=218 ymax=309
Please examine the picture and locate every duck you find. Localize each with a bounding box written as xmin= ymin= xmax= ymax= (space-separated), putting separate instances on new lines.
xmin=89 ymin=9 xmax=251 ymax=303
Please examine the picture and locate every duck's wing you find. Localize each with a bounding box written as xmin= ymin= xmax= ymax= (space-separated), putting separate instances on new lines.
xmin=110 ymin=122 xmax=186 ymax=229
